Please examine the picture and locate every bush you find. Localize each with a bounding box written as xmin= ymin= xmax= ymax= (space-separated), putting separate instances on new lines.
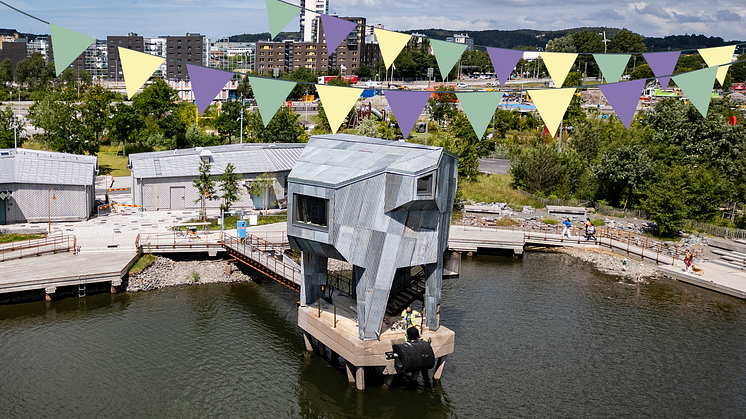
xmin=542 ymin=218 xmax=558 ymax=225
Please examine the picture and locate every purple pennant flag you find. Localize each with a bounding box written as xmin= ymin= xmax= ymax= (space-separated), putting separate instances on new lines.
xmin=642 ymin=51 xmax=680 ymax=90
xmin=599 ymin=79 xmax=647 ymax=130
xmin=384 ymin=90 xmax=432 ymax=138
xmin=187 ymin=64 xmax=235 ymax=115
xmin=486 ymin=47 xmax=524 ymax=87
xmin=320 ymin=14 xmax=358 ymax=56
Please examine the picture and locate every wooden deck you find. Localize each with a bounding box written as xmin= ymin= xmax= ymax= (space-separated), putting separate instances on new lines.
xmin=657 ymin=261 xmax=746 ymax=299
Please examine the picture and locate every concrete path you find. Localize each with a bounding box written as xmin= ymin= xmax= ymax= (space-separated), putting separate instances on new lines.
xmin=658 ymin=261 xmax=746 ymax=299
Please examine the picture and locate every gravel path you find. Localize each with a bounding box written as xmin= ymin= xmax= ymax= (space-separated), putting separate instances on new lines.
xmin=127 ymin=257 xmax=252 ymax=292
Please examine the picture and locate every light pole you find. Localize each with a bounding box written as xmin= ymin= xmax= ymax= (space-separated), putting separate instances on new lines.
xmin=239 ymin=94 xmax=244 ymax=144
xmin=305 ymin=88 xmax=309 ymax=121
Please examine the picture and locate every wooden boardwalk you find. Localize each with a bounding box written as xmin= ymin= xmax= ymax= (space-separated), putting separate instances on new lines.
xmin=658 ymin=262 xmax=746 ymax=299
xmin=222 ymin=234 xmax=301 ymax=290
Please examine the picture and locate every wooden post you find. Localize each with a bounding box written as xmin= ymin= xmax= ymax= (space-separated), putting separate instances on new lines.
xmin=434 ymin=355 xmax=448 ymax=380
xmin=318 ymin=297 xmax=321 ymax=318
xmin=345 ymin=362 xmax=356 ymax=384
xmin=334 ymin=306 xmax=337 ymax=328
xmin=303 ymin=332 xmax=314 ymax=352
xmin=355 ymin=366 xmax=365 ymax=391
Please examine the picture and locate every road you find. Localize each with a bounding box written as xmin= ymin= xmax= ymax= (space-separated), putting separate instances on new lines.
xmin=478 ymin=158 xmax=510 ymax=174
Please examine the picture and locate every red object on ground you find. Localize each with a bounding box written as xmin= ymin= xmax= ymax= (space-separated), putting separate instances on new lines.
xmin=729 ymin=115 xmax=737 ymax=126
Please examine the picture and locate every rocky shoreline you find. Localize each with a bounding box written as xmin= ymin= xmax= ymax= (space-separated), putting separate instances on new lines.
xmin=127 ymin=257 xmax=252 ymax=292
xmin=555 ymin=247 xmax=660 ymax=280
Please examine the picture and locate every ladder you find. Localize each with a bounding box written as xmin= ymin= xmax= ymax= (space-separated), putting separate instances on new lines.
xmin=78 ymin=276 xmax=86 ymax=298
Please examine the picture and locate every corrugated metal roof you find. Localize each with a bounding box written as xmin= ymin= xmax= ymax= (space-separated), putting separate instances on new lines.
xmin=0 ymin=149 xmax=97 ymax=186
xmin=128 ymin=143 xmax=305 ymax=179
xmin=288 ymin=134 xmax=448 ymax=188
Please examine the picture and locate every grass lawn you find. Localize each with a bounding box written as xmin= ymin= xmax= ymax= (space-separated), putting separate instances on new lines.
xmin=98 ymin=145 xmax=131 ymax=176
xmin=459 ymin=173 xmax=543 ymax=208
xmin=0 ymin=233 xmax=47 ymax=244
xmin=129 ymin=253 xmax=157 ymax=275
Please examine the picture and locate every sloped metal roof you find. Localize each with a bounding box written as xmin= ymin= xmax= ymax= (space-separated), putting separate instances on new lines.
xmin=128 ymin=143 xmax=305 ymax=179
xmin=288 ymin=134 xmax=450 ymax=188
xmin=0 ymin=149 xmax=97 ymax=186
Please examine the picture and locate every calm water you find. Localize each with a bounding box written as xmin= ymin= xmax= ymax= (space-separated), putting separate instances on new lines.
xmin=1 ymin=253 xmax=745 ymax=418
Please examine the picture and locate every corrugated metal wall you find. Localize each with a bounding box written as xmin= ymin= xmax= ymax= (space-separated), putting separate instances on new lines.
xmin=3 ymin=184 xmax=90 ymax=223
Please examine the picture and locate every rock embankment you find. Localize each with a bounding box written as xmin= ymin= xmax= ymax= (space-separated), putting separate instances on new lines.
xmin=127 ymin=257 xmax=252 ymax=292
xmin=558 ymin=247 xmax=659 ymax=280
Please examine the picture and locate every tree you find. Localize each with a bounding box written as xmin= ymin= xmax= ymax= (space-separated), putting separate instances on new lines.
xmin=510 ymin=142 xmax=567 ymax=195
xmin=214 ymin=100 xmax=243 ymax=143
xmin=609 ymin=30 xmax=647 ymax=54
xmin=642 ymin=167 xmax=688 ymax=236
xmin=591 ymin=144 xmax=654 ymax=208
xmin=0 ymin=58 xmax=13 ymax=85
xmin=356 ymin=118 xmax=381 ymax=138
xmin=572 ymin=30 xmax=604 ymax=75
xmin=82 ymin=84 xmax=118 ymax=144
xmin=28 ymin=91 xmax=98 ymax=154
xmin=0 ymin=106 xmax=17 ymax=148
xmin=236 ymin=75 xmax=253 ymax=99
xmin=132 ymin=78 xmax=178 ymax=118
xmin=193 ymin=159 xmax=217 ymax=221
xmin=108 ymin=103 xmax=145 ymax=154
xmin=354 ymin=63 xmax=374 ymax=80
xmin=629 ymin=64 xmax=654 ymax=81
xmin=246 ymin=107 xmax=305 ymax=142
xmin=219 ymin=163 xmax=241 ymax=212
xmin=15 ymin=53 xmax=54 ymax=88
xmin=247 ymin=172 xmax=277 ymax=216
xmin=287 ymin=67 xmax=317 ymax=99
xmin=546 ymin=34 xmax=576 ymax=53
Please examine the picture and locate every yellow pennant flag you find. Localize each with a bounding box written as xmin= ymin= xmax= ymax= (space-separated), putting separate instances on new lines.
xmin=118 ymin=47 xmax=166 ymax=99
xmin=698 ymin=45 xmax=736 ymax=85
xmin=374 ymin=29 xmax=412 ymax=69
xmin=540 ymin=52 xmax=578 ymax=88
xmin=529 ymin=88 xmax=576 ymax=138
xmin=316 ymin=85 xmax=362 ymax=134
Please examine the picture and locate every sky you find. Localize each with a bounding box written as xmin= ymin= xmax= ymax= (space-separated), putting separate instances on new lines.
xmin=1 ymin=0 xmax=745 ymax=43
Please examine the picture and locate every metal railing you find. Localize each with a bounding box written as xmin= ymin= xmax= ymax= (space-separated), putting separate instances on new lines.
xmin=138 ymin=230 xmax=223 ymax=251
xmin=222 ymin=233 xmax=302 ymax=286
xmin=327 ymin=270 xmax=354 ymax=296
xmin=0 ymin=233 xmax=76 ymax=262
xmin=452 ymin=220 xmax=680 ymax=265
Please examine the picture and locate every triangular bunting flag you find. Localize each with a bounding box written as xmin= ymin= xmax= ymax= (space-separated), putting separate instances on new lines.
xmin=118 ymin=47 xmax=166 ymax=99
xmin=672 ymin=66 xmax=718 ymax=118
xmin=593 ymin=54 xmax=631 ymax=83
xmin=384 ymin=91 xmax=432 ymax=138
xmin=528 ymin=88 xmax=576 ymax=138
xmin=431 ymin=39 xmax=467 ymax=81
xmin=320 ymin=14 xmax=358 ymax=56
xmin=599 ymin=79 xmax=646 ymax=129
xmin=316 ymin=85 xmax=361 ymax=134
xmin=49 ymin=24 xmax=96 ymax=76
xmin=486 ymin=47 xmax=523 ymax=87
xmin=248 ymin=77 xmax=297 ymax=127
xmin=540 ymin=52 xmax=578 ymax=88
xmin=187 ymin=65 xmax=235 ymax=115
xmin=698 ymin=45 xmax=736 ymax=85
xmin=265 ymin=0 xmax=300 ymax=39
xmin=456 ymin=92 xmax=503 ymax=138
xmin=374 ymin=29 xmax=412 ymax=69
xmin=643 ymin=51 xmax=680 ymax=89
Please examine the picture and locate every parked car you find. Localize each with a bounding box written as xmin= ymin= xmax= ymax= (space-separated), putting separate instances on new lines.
xmin=365 ymin=81 xmax=383 ymax=88
xmin=456 ymin=82 xmax=468 ymax=88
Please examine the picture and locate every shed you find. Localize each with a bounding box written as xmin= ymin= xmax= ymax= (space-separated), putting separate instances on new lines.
xmin=0 ymin=148 xmax=98 ymax=224
xmin=127 ymin=143 xmax=305 ymax=211
xmin=287 ymin=134 xmax=459 ymax=340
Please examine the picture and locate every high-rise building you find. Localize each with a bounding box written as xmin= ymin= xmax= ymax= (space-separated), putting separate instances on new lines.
xmin=164 ymin=33 xmax=206 ymax=80
xmin=107 ymin=33 xmax=144 ymax=81
xmin=0 ymin=39 xmax=26 ymax=74
xmin=299 ymin=0 xmax=328 ymax=43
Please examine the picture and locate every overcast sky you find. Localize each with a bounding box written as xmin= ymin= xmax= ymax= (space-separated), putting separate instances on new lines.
xmin=1 ymin=0 xmax=745 ymax=42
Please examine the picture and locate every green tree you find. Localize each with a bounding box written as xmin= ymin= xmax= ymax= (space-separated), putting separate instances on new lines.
xmin=0 ymin=58 xmax=13 ymax=85
xmin=572 ymin=30 xmax=604 ymax=75
xmin=287 ymin=67 xmax=318 ymax=99
xmin=28 ymin=92 xmax=98 ymax=154
xmin=629 ymin=63 xmax=654 ymax=81
xmin=236 ymin=75 xmax=253 ymax=99
xmin=132 ymin=78 xmax=178 ymax=118
xmin=15 ymin=53 xmax=54 ymax=89
xmin=219 ymin=162 xmax=241 ymax=212
xmin=214 ymin=100 xmax=243 ymax=143
xmin=0 ymin=106 xmax=17 ymax=148
xmin=591 ymin=144 xmax=654 ymax=208
xmin=246 ymin=107 xmax=305 ymax=142
xmin=82 ymin=84 xmax=118 ymax=144
xmin=354 ymin=63 xmax=374 ymax=79
xmin=193 ymin=159 xmax=217 ymax=221
xmin=510 ymin=142 xmax=567 ymax=195
xmin=546 ymin=34 xmax=576 ymax=53
xmin=247 ymin=172 xmax=277 ymax=216
xmin=642 ymin=167 xmax=688 ymax=236
xmin=108 ymin=103 xmax=145 ymax=154
xmin=609 ymin=30 xmax=647 ymax=54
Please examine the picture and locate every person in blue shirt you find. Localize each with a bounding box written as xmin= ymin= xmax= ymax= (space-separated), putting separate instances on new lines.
xmin=562 ymin=218 xmax=572 ymax=238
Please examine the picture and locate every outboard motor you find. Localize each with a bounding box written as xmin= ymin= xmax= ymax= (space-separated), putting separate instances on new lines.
xmin=387 ymin=340 xmax=436 ymax=374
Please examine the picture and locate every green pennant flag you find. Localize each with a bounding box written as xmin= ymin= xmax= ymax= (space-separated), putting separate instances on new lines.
xmin=456 ymin=92 xmax=503 ymax=138
xmin=265 ymin=0 xmax=300 ymax=39
xmin=431 ymin=39 xmax=467 ymax=81
xmin=49 ymin=24 xmax=96 ymax=76
xmin=672 ymin=66 xmax=718 ymax=118
xmin=248 ymin=77 xmax=297 ymax=126
xmin=593 ymin=54 xmax=631 ymax=83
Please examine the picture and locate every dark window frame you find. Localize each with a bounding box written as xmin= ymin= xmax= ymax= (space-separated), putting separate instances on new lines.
xmin=417 ymin=173 xmax=435 ymax=196
xmin=294 ymin=193 xmax=329 ymax=231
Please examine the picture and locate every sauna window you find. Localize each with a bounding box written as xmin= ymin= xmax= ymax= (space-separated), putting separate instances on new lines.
xmin=417 ymin=173 xmax=434 ymax=196
xmin=295 ymin=194 xmax=328 ymax=230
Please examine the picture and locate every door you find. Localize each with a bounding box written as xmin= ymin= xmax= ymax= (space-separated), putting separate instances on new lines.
xmin=170 ymin=187 xmax=185 ymax=209
xmin=0 ymin=199 xmax=5 ymax=224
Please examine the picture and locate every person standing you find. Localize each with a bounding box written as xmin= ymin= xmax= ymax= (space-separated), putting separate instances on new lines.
xmin=684 ymin=251 xmax=692 ymax=274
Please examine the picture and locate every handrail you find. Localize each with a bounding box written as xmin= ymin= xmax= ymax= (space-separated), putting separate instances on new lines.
xmin=222 ymin=233 xmax=302 ymax=285
xmin=0 ymin=234 xmax=76 ymax=262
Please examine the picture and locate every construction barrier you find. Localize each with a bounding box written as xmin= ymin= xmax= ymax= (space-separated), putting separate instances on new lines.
xmin=107 ymin=188 xmax=130 ymax=192
xmin=98 ymin=203 xmax=116 ymax=210
xmin=118 ymin=204 xmax=142 ymax=208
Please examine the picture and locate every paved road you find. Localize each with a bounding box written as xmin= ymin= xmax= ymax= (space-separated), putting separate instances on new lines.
xmin=478 ymin=158 xmax=510 ymax=174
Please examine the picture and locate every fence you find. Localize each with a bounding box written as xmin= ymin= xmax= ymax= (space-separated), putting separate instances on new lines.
xmin=514 ymin=189 xmax=590 ymax=208
xmin=0 ymin=233 xmax=76 ymax=262
xmin=682 ymin=220 xmax=746 ymax=241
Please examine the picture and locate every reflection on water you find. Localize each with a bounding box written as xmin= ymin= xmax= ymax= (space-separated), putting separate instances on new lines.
xmin=0 ymin=252 xmax=744 ymax=418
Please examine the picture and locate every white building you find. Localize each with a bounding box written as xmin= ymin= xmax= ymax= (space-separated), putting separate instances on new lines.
xmin=300 ymin=0 xmax=328 ymax=43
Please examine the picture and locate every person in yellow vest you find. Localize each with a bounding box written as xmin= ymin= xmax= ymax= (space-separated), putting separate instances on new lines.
xmin=401 ymin=306 xmax=419 ymax=328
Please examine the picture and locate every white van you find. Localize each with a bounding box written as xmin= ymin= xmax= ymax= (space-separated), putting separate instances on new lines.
xmin=365 ymin=81 xmax=382 ymax=88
